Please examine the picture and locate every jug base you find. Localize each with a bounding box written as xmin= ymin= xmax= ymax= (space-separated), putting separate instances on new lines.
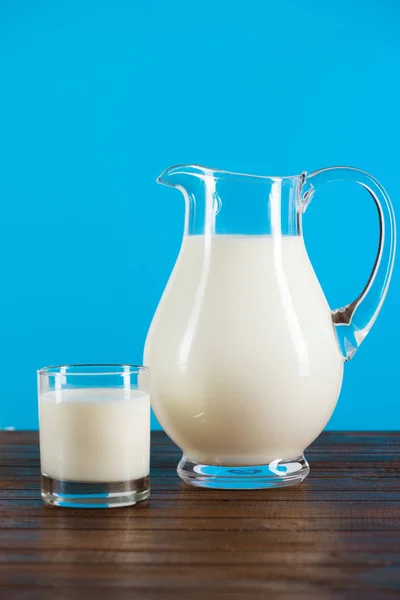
xmin=177 ymin=455 xmax=310 ymax=490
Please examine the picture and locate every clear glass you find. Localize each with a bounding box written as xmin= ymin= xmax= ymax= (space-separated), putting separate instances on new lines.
xmin=157 ymin=164 xmax=305 ymax=236
xmin=144 ymin=164 xmax=396 ymax=490
xmin=38 ymin=364 xmax=150 ymax=508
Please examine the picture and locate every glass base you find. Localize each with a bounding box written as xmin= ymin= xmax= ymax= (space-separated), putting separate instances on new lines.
xmin=177 ymin=455 xmax=309 ymax=489
xmin=41 ymin=474 xmax=150 ymax=508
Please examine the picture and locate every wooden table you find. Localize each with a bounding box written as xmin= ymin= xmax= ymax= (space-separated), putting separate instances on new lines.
xmin=0 ymin=431 xmax=399 ymax=599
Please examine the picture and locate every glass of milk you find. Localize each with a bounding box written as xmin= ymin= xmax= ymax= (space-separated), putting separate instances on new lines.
xmin=38 ymin=364 xmax=150 ymax=508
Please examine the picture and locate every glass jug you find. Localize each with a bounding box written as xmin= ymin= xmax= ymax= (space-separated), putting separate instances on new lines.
xmin=144 ymin=164 xmax=395 ymax=489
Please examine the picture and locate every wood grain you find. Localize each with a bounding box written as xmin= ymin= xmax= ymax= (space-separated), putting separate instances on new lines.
xmin=0 ymin=431 xmax=399 ymax=600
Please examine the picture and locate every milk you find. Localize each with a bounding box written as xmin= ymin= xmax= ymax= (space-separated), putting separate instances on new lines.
xmin=144 ymin=235 xmax=344 ymax=465
xmin=39 ymin=389 xmax=150 ymax=482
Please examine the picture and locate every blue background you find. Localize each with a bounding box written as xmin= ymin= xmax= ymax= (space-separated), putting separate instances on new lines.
xmin=0 ymin=0 xmax=399 ymax=430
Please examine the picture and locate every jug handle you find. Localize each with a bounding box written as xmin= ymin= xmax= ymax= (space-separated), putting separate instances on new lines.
xmin=301 ymin=166 xmax=396 ymax=361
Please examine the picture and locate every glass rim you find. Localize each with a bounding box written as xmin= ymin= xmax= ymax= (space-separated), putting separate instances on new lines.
xmin=158 ymin=163 xmax=307 ymax=183
xmin=37 ymin=364 xmax=149 ymax=376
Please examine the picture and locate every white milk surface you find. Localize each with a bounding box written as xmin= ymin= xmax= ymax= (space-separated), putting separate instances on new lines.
xmin=39 ymin=388 xmax=150 ymax=482
xmin=145 ymin=235 xmax=344 ymax=465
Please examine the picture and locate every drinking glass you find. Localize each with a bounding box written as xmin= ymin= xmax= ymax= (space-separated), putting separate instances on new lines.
xmin=38 ymin=364 xmax=150 ymax=508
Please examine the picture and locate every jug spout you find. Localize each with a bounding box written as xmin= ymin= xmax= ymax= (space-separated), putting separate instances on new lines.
xmin=157 ymin=164 xmax=210 ymax=189
xmin=157 ymin=164 xmax=219 ymax=235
